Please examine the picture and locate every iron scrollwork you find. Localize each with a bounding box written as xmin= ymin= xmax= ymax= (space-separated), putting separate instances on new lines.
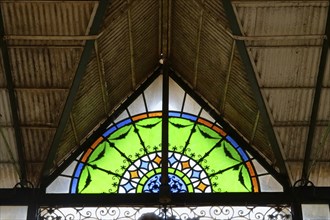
xmin=38 ymin=205 xmax=291 ymax=220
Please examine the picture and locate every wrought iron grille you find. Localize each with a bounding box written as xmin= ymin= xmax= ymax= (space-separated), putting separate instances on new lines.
xmin=38 ymin=205 xmax=291 ymax=220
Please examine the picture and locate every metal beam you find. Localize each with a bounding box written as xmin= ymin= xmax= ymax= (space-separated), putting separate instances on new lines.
xmin=161 ymin=0 xmax=169 ymax=57
xmin=193 ymin=0 xmax=204 ymax=89
xmin=42 ymin=0 xmax=110 ymax=179
xmin=41 ymin=67 xmax=162 ymax=188
xmin=302 ymin=6 xmax=330 ymax=182
xmin=221 ymin=40 xmax=235 ymax=114
xmin=127 ymin=0 xmax=136 ymax=88
xmin=160 ymin=60 xmax=170 ymax=204
xmin=0 ymin=6 xmax=27 ymax=182
xmin=94 ymin=40 xmax=109 ymax=115
xmin=1 ymin=187 xmax=330 ymax=206
xmin=169 ymin=70 xmax=289 ymax=189
xmin=221 ymin=0 xmax=290 ymax=188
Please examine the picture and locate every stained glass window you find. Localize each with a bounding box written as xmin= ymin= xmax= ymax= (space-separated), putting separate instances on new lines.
xmin=71 ymin=111 xmax=258 ymax=194
xmin=46 ymin=75 xmax=283 ymax=194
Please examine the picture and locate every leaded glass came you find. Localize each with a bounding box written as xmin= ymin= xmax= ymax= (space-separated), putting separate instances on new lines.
xmin=71 ymin=111 xmax=259 ymax=194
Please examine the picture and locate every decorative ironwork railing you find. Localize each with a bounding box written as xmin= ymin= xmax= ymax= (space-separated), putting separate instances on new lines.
xmin=38 ymin=205 xmax=291 ymax=220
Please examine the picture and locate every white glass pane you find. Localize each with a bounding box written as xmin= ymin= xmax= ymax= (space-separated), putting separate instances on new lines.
xmin=201 ymin=110 xmax=215 ymax=123
xmin=128 ymin=94 xmax=146 ymax=116
xmin=302 ymin=204 xmax=330 ymax=220
xmin=144 ymin=75 xmax=162 ymax=112
xmin=62 ymin=160 xmax=77 ymax=176
xmin=183 ymin=94 xmax=201 ymax=115
xmin=46 ymin=176 xmax=71 ymax=193
xmin=169 ymin=77 xmax=184 ymax=111
xmin=259 ymin=174 xmax=283 ymax=192
xmin=252 ymin=158 xmax=268 ymax=175
xmin=0 ymin=206 xmax=27 ymax=220
xmin=114 ymin=111 xmax=129 ymax=124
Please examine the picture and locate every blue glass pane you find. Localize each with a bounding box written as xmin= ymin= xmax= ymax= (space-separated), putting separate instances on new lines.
xmin=143 ymin=174 xmax=187 ymax=193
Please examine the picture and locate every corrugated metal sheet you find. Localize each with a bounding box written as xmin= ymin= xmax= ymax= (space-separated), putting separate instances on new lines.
xmin=16 ymin=90 xmax=67 ymax=126
xmin=196 ymin=12 xmax=232 ymax=107
xmin=233 ymin=0 xmax=329 ymax=186
xmin=317 ymin=88 xmax=330 ymax=121
xmin=309 ymin=162 xmax=330 ymax=186
xmin=234 ymin=1 xmax=328 ymax=36
xmin=0 ymin=89 xmax=12 ymax=125
xmin=0 ymin=51 xmax=5 ymax=87
xmin=56 ymin=119 xmax=77 ymax=169
xmin=263 ymin=89 xmax=314 ymax=122
xmin=56 ymin=0 xmax=160 ymax=166
xmin=170 ymin=0 xmax=200 ymax=84
xmin=324 ymin=48 xmax=330 ymax=87
xmin=22 ymin=128 xmax=55 ymax=162
xmin=131 ymin=0 xmax=159 ymax=84
xmin=27 ymin=163 xmax=43 ymax=186
xmin=1 ymin=2 xmax=96 ymax=35
xmin=71 ymin=57 xmax=105 ymax=141
xmin=9 ymin=48 xmax=82 ymax=88
xmin=287 ymin=162 xmax=303 ymax=184
xmin=99 ymin=6 xmax=133 ymax=110
xmin=310 ymin=126 xmax=330 ymax=161
xmin=204 ymin=0 xmax=230 ymax=28
xmin=1 ymin=1 xmax=97 ymax=46
xmin=275 ymin=127 xmax=308 ymax=160
xmin=0 ymin=128 xmax=18 ymax=162
xmin=0 ymin=164 xmax=19 ymax=188
xmin=249 ymin=47 xmax=321 ymax=87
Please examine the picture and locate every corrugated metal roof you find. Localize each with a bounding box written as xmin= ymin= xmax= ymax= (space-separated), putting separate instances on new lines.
xmin=234 ymin=0 xmax=329 ymax=186
xmin=0 ymin=128 xmax=18 ymax=162
xmin=234 ymin=1 xmax=328 ymax=36
xmin=22 ymin=128 xmax=55 ymax=162
xmin=0 ymin=89 xmax=12 ymax=125
xmin=250 ymin=47 xmax=321 ymax=87
xmin=0 ymin=0 xmax=329 ymax=188
xmin=55 ymin=0 xmax=160 ymax=167
xmin=8 ymin=48 xmax=82 ymax=88
xmin=309 ymin=162 xmax=330 ymax=186
xmin=0 ymin=164 xmax=19 ymax=188
xmin=0 ymin=51 xmax=5 ymax=87
xmin=16 ymin=90 xmax=67 ymax=126
xmin=275 ymin=126 xmax=308 ymax=160
xmin=264 ymin=89 xmax=314 ymax=122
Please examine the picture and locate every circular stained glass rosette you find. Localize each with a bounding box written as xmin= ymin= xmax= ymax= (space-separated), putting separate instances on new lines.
xmin=119 ymin=152 xmax=211 ymax=193
xmin=71 ymin=111 xmax=259 ymax=194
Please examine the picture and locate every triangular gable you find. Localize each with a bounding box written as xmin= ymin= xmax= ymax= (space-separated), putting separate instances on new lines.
xmin=46 ymin=72 xmax=283 ymax=194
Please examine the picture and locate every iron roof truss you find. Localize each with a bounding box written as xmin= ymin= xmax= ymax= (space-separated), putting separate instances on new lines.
xmin=41 ymin=0 xmax=111 ymax=179
xmin=221 ymin=0 xmax=290 ymax=188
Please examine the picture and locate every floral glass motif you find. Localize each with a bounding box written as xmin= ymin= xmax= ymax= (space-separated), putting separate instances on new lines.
xmin=71 ymin=111 xmax=259 ymax=194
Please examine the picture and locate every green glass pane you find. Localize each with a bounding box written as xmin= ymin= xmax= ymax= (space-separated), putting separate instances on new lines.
xmin=74 ymin=112 xmax=257 ymax=194
xmin=169 ymin=118 xmax=194 ymax=151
